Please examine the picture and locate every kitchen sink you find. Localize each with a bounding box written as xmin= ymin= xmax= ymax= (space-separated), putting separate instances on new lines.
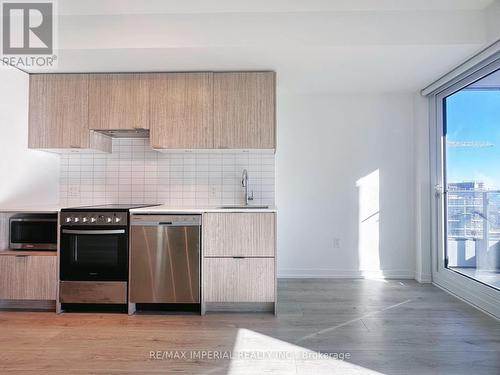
xmin=219 ymin=205 xmax=270 ymax=209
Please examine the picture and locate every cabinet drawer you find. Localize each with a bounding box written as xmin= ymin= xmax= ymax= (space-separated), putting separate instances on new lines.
xmin=203 ymin=213 xmax=275 ymax=257
xmin=60 ymin=281 xmax=127 ymax=304
xmin=204 ymin=258 xmax=275 ymax=303
xmin=0 ymin=255 xmax=57 ymax=300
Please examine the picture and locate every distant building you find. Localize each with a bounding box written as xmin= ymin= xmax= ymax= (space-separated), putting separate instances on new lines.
xmin=447 ymin=182 xmax=485 ymax=239
xmin=448 ymin=182 xmax=485 ymax=191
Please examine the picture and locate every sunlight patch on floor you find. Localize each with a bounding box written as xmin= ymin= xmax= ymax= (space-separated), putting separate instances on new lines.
xmin=227 ymin=328 xmax=385 ymax=375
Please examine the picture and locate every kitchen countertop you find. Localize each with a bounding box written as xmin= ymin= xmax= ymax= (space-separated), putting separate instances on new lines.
xmin=0 ymin=250 xmax=57 ymax=256
xmin=0 ymin=205 xmax=62 ymax=213
xmin=130 ymin=205 xmax=277 ymax=214
xmin=0 ymin=204 xmax=277 ymax=214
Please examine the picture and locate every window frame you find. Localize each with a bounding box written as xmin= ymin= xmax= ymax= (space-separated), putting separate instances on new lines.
xmin=430 ymin=56 xmax=500 ymax=318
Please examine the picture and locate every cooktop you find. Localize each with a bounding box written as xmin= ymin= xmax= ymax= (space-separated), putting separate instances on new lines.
xmin=61 ymin=204 xmax=160 ymax=212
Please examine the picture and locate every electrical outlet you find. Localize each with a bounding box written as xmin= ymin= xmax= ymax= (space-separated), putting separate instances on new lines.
xmin=68 ymin=186 xmax=80 ymax=199
xmin=333 ymin=238 xmax=340 ymax=249
xmin=209 ymin=186 xmax=218 ymax=199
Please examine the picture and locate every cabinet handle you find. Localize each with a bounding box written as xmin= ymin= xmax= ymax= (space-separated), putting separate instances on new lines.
xmin=233 ymin=256 xmax=245 ymax=259
xmin=70 ymin=145 xmax=81 ymax=149
xmin=15 ymin=255 xmax=28 ymax=258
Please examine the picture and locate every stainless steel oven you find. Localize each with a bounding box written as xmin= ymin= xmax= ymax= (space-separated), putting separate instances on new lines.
xmin=59 ymin=210 xmax=130 ymax=305
xmin=58 ymin=204 xmax=158 ymax=308
xmin=60 ymin=226 xmax=128 ymax=281
xmin=10 ymin=214 xmax=57 ymax=250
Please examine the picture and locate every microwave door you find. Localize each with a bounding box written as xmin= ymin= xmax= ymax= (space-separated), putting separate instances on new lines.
xmin=10 ymin=217 xmax=57 ymax=250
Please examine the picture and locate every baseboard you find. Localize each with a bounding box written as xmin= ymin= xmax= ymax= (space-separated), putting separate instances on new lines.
xmin=0 ymin=299 xmax=56 ymax=311
xmin=277 ymin=269 xmax=415 ymax=279
xmin=205 ymin=302 xmax=274 ymax=313
xmin=415 ymin=272 xmax=432 ymax=283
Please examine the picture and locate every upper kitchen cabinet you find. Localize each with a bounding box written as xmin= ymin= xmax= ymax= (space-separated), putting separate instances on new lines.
xmin=213 ymin=72 xmax=276 ymax=149
xmin=29 ymin=74 xmax=89 ymax=149
xmin=29 ymin=74 xmax=111 ymax=152
xmin=88 ymin=73 xmax=150 ymax=130
xmin=150 ymin=73 xmax=213 ymax=149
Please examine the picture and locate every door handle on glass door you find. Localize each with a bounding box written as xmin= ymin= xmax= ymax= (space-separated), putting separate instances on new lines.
xmin=435 ymin=184 xmax=448 ymax=198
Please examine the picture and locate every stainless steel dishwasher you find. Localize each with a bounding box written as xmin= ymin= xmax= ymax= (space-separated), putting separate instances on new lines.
xmin=130 ymin=215 xmax=201 ymax=305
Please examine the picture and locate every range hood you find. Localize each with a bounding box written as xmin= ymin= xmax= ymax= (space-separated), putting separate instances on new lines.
xmin=94 ymin=129 xmax=150 ymax=139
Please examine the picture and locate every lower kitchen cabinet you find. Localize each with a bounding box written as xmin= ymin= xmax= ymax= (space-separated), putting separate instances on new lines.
xmin=0 ymin=252 xmax=57 ymax=300
xmin=204 ymin=257 xmax=275 ymax=302
xmin=203 ymin=212 xmax=275 ymax=257
xmin=202 ymin=212 xmax=277 ymax=314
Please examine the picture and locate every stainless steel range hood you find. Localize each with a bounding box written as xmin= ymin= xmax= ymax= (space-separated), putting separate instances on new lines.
xmin=94 ymin=129 xmax=150 ymax=139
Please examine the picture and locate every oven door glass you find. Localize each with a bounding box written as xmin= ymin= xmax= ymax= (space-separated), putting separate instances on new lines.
xmin=60 ymin=227 xmax=128 ymax=281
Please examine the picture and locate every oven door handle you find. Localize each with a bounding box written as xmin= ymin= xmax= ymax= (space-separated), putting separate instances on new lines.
xmin=62 ymin=229 xmax=126 ymax=235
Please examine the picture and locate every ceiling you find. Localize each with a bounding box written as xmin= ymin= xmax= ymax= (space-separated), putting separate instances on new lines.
xmin=19 ymin=0 xmax=499 ymax=93
xmin=54 ymin=0 xmax=495 ymax=15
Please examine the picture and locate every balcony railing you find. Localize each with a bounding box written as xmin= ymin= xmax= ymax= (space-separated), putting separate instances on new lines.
xmin=447 ymin=189 xmax=500 ymax=241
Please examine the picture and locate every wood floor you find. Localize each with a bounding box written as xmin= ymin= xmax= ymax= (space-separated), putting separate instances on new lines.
xmin=0 ymin=279 xmax=499 ymax=374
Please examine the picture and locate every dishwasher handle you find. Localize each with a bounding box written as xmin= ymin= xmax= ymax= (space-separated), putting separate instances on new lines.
xmin=131 ymin=215 xmax=201 ymax=227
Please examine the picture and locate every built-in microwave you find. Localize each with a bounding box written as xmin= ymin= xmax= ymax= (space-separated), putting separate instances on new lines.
xmin=9 ymin=214 xmax=58 ymax=250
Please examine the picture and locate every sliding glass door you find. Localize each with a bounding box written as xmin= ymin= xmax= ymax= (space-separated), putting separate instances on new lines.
xmin=444 ymin=71 xmax=500 ymax=290
xmin=432 ymin=58 xmax=500 ymax=318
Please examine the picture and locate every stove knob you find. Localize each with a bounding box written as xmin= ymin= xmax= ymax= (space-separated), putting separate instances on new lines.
xmin=65 ymin=217 xmax=72 ymax=223
xmin=90 ymin=217 xmax=97 ymax=223
xmin=74 ymin=217 xmax=80 ymax=223
xmin=115 ymin=217 xmax=121 ymax=223
xmin=106 ymin=217 xmax=113 ymax=223
xmin=82 ymin=217 xmax=88 ymax=223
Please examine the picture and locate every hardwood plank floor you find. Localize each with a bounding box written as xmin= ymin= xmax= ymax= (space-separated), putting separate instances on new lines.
xmin=0 ymin=279 xmax=498 ymax=374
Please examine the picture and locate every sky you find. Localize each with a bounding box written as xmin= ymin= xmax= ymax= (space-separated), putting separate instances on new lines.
xmin=446 ymin=88 xmax=500 ymax=190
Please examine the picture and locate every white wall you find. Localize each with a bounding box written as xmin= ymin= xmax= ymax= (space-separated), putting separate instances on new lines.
xmin=413 ymin=94 xmax=432 ymax=282
xmin=276 ymin=93 xmax=415 ymax=278
xmin=486 ymin=0 xmax=500 ymax=43
xmin=0 ymin=66 xmax=59 ymax=207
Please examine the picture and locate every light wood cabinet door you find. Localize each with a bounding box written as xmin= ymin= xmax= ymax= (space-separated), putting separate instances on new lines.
xmin=204 ymin=258 xmax=275 ymax=302
xmin=25 ymin=255 xmax=57 ymax=300
xmin=203 ymin=213 xmax=276 ymax=257
xmin=29 ymin=74 xmax=90 ymax=149
xmin=0 ymin=256 xmax=26 ymax=299
xmin=88 ymin=73 xmax=150 ymax=130
xmin=213 ymin=72 xmax=275 ymax=149
xmin=0 ymin=254 xmax=57 ymax=300
xmin=150 ymin=73 xmax=213 ymax=149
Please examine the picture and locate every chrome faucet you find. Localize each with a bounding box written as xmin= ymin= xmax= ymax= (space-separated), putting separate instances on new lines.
xmin=241 ymin=169 xmax=254 ymax=205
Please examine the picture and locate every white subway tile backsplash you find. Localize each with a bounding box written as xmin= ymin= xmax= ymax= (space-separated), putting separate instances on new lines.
xmin=59 ymin=138 xmax=275 ymax=207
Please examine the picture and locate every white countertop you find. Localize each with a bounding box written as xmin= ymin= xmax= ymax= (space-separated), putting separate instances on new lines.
xmin=0 ymin=205 xmax=62 ymax=213
xmin=0 ymin=204 xmax=277 ymax=214
xmin=130 ymin=205 xmax=277 ymax=214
